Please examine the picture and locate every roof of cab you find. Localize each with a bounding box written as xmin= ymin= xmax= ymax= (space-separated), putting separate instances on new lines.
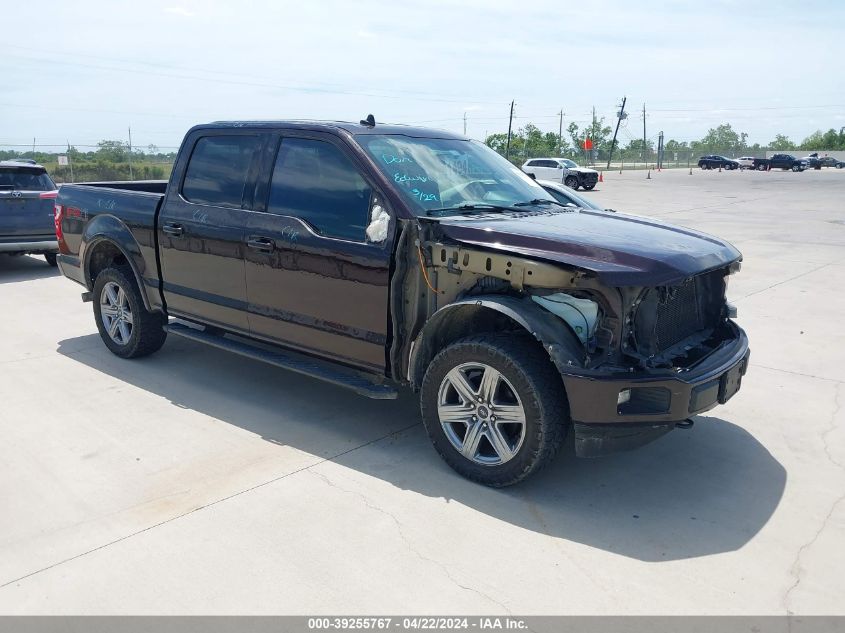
xmin=191 ymin=120 xmax=466 ymax=140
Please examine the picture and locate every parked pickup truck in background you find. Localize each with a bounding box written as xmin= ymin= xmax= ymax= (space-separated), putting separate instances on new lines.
xmin=56 ymin=118 xmax=750 ymax=486
xmin=0 ymin=160 xmax=59 ymax=266
xmin=800 ymin=153 xmax=822 ymax=170
xmin=753 ymin=154 xmax=806 ymax=172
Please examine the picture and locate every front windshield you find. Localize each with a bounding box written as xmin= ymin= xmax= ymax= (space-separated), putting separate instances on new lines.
xmin=357 ymin=135 xmax=554 ymax=215
xmin=559 ymin=159 xmax=578 ymax=168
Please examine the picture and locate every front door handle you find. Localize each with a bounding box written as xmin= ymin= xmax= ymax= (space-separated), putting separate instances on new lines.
xmin=162 ymin=222 xmax=184 ymax=237
xmin=247 ymin=236 xmax=275 ymax=253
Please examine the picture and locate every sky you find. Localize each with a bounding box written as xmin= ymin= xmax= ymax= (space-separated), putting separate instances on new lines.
xmin=2 ymin=0 xmax=844 ymax=152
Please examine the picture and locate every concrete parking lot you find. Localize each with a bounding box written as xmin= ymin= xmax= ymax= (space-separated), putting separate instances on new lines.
xmin=1 ymin=167 xmax=843 ymax=614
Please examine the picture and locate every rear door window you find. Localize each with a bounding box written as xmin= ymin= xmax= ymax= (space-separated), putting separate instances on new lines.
xmin=182 ymin=135 xmax=262 ymax=208
xmin=267 ymin=137 xmax=372 ymax=241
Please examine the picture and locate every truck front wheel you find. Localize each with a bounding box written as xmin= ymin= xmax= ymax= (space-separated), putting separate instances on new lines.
xmin=93 ymin=266 xmax=167 ymax=358
xmin=420 ymin=334 xmax=568 ymax=487
xmin=564 ymin=175 xmax=578 ymax=189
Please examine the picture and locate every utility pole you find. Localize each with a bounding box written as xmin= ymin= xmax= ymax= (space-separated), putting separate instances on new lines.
xmin=463 ymin=112 xmax=467 ymax=136
xmin=642 ymin=103 xmax=647 ymax=165
xmin=127 ymin=126 xmax=134 ymax=181
xmin=657 ymin=130 xmax=664 ymax=169
xmin=558 ymin=109 xmax=564 ymax=156
xmin=67 ymin=140 xmax=74 ymax=183
xmin=606 ymin=96 xmax=626 ymax=169
xmin=32 ymin=137 xmax=36 ymax=157
xmin=505 ymin=100 xmax=515 ymax=161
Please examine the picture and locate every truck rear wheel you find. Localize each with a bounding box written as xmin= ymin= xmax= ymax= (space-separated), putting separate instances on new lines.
xmin=419 ymin=334 xmax=568 ymax=487
xmin=93 ymin=266 xmax=167 ymax=358
xmin=44 ymin=253 xmax=57 ymax=267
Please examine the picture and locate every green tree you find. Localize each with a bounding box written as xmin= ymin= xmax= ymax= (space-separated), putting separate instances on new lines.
xmin=485 ymin=123 xmax=569 ymax=162
xmin=96 ymin=140 xmax=128 ymax=162
xmin=567 ymin=114 xmax=612 ymax=153
xmin=768 ymin=134 xmax=796 ymax=151
xmin=622 ymin=139 xmax=655 ymax=160
xmin=699 ymin=123 xmax=748 ymax=153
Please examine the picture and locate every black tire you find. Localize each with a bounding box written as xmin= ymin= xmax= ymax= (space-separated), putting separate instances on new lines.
xmin=582 ymin=184 xmax=596 ymax=190
xmin=93 ymin=265 xmax=167 ymax=358
xmin=836 ymin=164 xmax=844 ymax=169
xmin=44 ymin=253 xmax=57 ymax=267
xmin=564 ymin=175 xmax=578 ymax=189
xmin=419 ymin=334 xmax=569 ymax=487
xmin=757 ymin=164 xmax=767 ymax=171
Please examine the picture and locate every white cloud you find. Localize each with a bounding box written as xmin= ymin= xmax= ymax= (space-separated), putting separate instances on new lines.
xmin=164 ymin=7 xmax=194 ymax=16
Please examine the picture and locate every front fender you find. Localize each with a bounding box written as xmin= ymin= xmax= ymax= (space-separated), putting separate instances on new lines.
xmin=408 ymin=294 xmax=585 ymax=389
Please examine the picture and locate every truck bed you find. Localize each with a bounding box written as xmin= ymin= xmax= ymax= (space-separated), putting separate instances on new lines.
xmin=55 ymin=182 xmax=166 ymax=311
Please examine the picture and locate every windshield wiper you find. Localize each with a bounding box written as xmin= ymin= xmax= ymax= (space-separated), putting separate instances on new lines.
xmin=512 ymin=198 xmax=570 ymax=208
xmin=425 ymin=203 xmax=518 ymax=216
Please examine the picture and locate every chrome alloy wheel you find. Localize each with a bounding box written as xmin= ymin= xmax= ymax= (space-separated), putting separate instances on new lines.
xmin=436 ymin=362 xmax=527 ymax=466
xmin=100 ymin=281 xmax=134 ymax=345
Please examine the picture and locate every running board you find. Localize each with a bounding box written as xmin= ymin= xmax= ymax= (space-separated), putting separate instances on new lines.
xmin=164 ymin=322 xmax=398 ymax=400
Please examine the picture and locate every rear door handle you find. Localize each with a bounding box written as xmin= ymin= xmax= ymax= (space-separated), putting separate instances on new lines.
xmin=162 ymin=222 xmax=184 ymax=237
xmin=247 ymin=236 xmax=275 ymax=253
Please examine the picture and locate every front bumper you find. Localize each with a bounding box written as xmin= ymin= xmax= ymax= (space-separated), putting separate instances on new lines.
xmin=578 ymin=172 xmax=599 ymax=186
xmin=557 ymin=324 xmax=750 ymax=456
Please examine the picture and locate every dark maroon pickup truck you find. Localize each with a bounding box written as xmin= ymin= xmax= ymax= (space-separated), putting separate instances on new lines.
xmin=55 ymin=117 xmax=749 ymax=486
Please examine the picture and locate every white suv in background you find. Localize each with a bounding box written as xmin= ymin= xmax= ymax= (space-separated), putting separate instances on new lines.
xmin=521 ymin=158 xmax=599 ymax=190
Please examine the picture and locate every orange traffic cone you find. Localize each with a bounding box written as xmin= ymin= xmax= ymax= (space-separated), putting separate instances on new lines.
xmin=599 ymin=171 xmax=604 ymax=183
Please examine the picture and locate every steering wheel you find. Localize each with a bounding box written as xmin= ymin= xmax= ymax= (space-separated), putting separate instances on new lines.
xmin=441 ymin=180 xmax=488 ymax=206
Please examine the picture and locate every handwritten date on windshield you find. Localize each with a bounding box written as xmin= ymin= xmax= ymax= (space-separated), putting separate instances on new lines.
xmin=411 ymin=188 xmax=438 ymax=202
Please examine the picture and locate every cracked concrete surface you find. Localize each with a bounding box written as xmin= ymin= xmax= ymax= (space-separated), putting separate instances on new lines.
xmin=1 ymin=168 xmax=844 ymax=614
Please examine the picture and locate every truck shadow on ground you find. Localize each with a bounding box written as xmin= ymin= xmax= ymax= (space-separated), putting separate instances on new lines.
xmin=0 ymin=255 xmax=59 ymax=284
xmin=58 ymin=333 xmax=786 ymax=563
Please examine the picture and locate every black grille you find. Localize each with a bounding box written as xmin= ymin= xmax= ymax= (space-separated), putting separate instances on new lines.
xmin=654 ymin=279 xmax=703 ymax=350
xmin=581 ymin=172 xmax=599 ymax=185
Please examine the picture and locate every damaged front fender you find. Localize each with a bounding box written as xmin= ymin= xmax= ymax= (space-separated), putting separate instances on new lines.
xmin=408 ymin=294 xmax=586 ymax=389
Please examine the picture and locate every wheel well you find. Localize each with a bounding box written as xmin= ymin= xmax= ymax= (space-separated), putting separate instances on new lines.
xmin=410 ymin=304 xmax=550 ymax=391
xmin=87 ymin=241 xmax=130 ymax=287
